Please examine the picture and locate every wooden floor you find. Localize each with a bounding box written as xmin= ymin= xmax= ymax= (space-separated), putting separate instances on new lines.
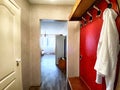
xmin=40 ymin=54 xmax=67 ymax=90
xmin=29 ymin=54 xmax=89 ymax=90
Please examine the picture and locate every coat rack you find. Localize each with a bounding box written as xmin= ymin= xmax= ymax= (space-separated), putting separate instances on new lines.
xmin=80 ymin=0 xmax=112 ymax=26
xmin=82 ymin=17 xmax=87 ymax=25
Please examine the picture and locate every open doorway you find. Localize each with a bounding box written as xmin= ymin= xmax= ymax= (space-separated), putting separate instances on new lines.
xmin=40 ymin=19 xmax=68 ymax=90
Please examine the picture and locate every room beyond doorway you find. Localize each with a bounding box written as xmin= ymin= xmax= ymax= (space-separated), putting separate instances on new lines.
xmin=40 ymin=19 xmax=67 ymax=55
xmin=40 ymin=19 xmax=68 ymax=90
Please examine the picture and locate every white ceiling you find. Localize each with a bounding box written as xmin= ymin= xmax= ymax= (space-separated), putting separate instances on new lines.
xmin=28 ymin=0 xmax=75 ymax=5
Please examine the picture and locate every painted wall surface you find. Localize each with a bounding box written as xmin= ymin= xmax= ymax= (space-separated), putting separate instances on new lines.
xmin=80 ymin=0 xmax=120 ymax=90
xmin=30 ymin=4 xmax=72 ymax=21
xmin=68 ymin=21 xmax=80 ymax=77
xmin=30 ymin=4 xmax=74 ymax=86
xmin=14 ymin=0 xmax=30 ymax=90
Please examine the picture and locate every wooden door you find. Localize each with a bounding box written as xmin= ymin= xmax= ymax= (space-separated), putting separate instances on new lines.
xmin=0 ymin=0 xmax=22 ymax=90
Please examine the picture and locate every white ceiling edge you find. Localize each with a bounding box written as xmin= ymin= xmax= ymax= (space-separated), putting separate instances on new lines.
xmin=28 ymin=0 xmax=75 ymax=5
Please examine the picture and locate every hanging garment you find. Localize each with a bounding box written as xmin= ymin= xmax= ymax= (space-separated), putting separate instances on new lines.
xmin=94 ymin=8 xmax=119 ymax=90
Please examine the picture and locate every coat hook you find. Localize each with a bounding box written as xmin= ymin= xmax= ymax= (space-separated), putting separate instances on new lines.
xmin=106 ymin=0 xmax=112 ymax=8
xmin=87 ymin=11 xmax=92 ymax=21
xmin=82 ymin=17 xmax=86 ymax=21
xmin=87 ymin=11 xmax=92 ymax=17
xmin=82 ymin=17 xmax=87 ymax=25
xmin=93 ymin=5 xmax=99 ymax=11
xmin=93 ymin=5 xmax=101 ymax=16
xmin=105 ymin=0 xmax=110 ymax=4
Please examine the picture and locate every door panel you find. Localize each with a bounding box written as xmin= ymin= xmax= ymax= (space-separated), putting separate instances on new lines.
xmin=0 ymin=4 xmax=17 ymax=90
xmin=0 ymin=5 xmax=15 ymax=79
xmin=0 ymin=72 xmax=16 ymax=90
xmin=0 ymin=0 xmax=22 ymax=90
xmin=4 ymin=79 xmax=16 ymax=90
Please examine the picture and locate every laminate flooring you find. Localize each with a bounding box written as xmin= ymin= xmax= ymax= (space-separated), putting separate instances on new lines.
xmin=40 ymin=54 xmax=67 ymax=90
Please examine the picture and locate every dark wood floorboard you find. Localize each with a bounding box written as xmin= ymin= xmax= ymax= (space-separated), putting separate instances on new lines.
xmin=40 ymin=54 xmax=67 ymax=90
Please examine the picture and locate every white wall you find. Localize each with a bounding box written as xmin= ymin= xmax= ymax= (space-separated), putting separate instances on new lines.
xmin=14 ymin=0 xmax=30 ymax=90
xmin=30 ymin=4 xmax=73 ymax=86
xmin=67 ymin=21 xmax=80 ymax=77
xmin=30 ymin=4 xmax=81 ymax=85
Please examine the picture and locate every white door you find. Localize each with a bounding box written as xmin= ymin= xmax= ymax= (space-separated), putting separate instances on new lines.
xmin=0 ymin=0 xmax=22 ymax=90
xmin=55 ymin=35 xmax=65 ymax=64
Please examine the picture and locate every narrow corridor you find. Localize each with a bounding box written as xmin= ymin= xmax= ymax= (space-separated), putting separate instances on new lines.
xmin=40 ymin=54 xmax=67 ymax=90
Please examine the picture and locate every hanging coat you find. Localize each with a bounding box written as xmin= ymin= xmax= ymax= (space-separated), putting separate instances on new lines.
xmin=94 ymin=8 xmax=119 ymax=90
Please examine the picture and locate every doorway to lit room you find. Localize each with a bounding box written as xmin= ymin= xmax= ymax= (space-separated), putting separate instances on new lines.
xmin=40 ymin=19 xmax=68 ymax=90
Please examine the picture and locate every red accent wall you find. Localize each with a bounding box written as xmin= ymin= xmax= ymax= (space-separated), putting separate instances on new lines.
xmin=80 ymin=0 xmax=120 ymax=90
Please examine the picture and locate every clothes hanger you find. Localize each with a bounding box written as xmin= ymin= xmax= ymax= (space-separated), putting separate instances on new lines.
xmin=106 ymin=0 xmax=112 ymax=8
xmin=87 ymin=11 xmax=93 ymax=21
xmin=93 ymin=5 xmax=101 ymax=16
xmin=97 ymin=10 xmax=101 ymax=15
xmin=107 ymin=3 xmax=112 ymax=8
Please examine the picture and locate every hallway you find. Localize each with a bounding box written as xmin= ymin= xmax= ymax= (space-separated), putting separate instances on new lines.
xmin=40 ymin=54 xmax=67 ymax=90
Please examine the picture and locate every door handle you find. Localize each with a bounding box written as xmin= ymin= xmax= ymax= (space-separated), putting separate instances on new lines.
xmin=16 ymin=58 xmax=21 ymax=66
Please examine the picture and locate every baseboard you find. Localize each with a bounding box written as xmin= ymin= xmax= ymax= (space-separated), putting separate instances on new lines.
xmin=29 ymin=82 xmax=42 ymax=90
